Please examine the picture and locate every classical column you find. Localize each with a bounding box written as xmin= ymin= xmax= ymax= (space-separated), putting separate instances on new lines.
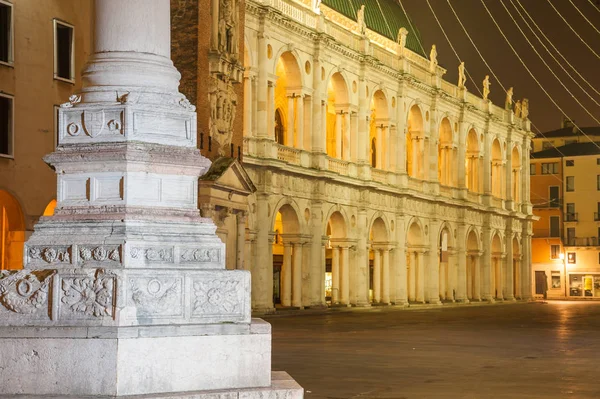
xmin=373 ymin=249 xmax=381 ymax=303
xmin=483 ymin=134 xmax=492 ymax=195
xmin=416 ymin=251 xmax=425 ymax=303
xmin=521 ymin=233 xmax=533 ymax=300
xmin=310 ymin=202 xmax=325 ymax=306
xmin=456 ymin=226 xmax=468 ymax=302
xmin=389 ymin=125 xmax=397 ymax=171
xmin=384 ymin=126 xmax=390 ymax=170
xmin=236 ymin=212 xmax=246 ymax=270
xmin=408 ymin=251 xmax=416 ymax=301
xmin=382 ymin=249 xmax=390 ymax=304
xmin=254 ymin=193 xmax=273 ymax=310
xmin=312 ymin=54 xmax=324 ymax=153
xmin=296 ymin=95 xmax=304 ymax=149
xmin=331 ymin=246 xmax=340 ymax=304
xmin=481 ymin=228 xmax=492 ymax=301
xmin=256 ymin=33 xmax=268 ymax=138
xmin=303 ymin=96 xmax=311 ymax=152
xmin=457 ymin=123 xmax=467 ymax=188
xmin=351 ymin=111 xmax=358 ymax=162
xmin=340 ymin=246 xmax=350 ymax=305
xmin=281 ymin=242 xmax=293 ymax=307
xmin=376 ymin=125 xmax=383 ymax=169
xmin=395 ymin=215 xmax=408 ymax=304
xmin=357 ymin=79 xmax=368 ymax=164
xmin=428 ymin=220 xmax=441 ymax=304
xmin=335 ymin=112 xmax=343 ymax=158
xmin=356 ymin=209 xmax=369 ymax=305
xmin=243 ymin=72 xmax=253 ymax=137
xmin=343 ymin=111 xmax=351 ymax=161
xmin=287 ymin=95 xmax=295 ymax=146
xmin=267 ymin=81 xmax=276 ymax=140
xmin=474 ymin=253 xmax=482 ymax=300
xmin=448 ymin=250 xmax=458 ymax=301
xmin=321 ymin=101 xmax=328 ymax=151
xmin=292 ymin=242 xmax=303 ymax=308
xmin=411 ymin=137 xmax=419 ymax=178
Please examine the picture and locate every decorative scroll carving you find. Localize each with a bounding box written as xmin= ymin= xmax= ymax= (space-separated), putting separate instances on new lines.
xmin=61 ymin=271 xmax=115 ymax=318
xmin=130 ymin=247 xmax=174 ymax=263
xmin=0 ymin=270 xmax=55 ymax=314
xmin=60 ymin=94 xmax=81 ymax=108
xmin=208 ymin=77 xmax=237 ymax=156
xmin=129 ymin=277 xmax=183 ymax=317
xmin=29 ymin=246 xmax=71 ymax=264
xmin=193 ymin=279 xmax=240 ymax=315
xmin=180 ymin=248 xmax=221 ymax=263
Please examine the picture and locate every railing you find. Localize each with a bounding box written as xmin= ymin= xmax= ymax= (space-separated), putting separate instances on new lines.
xmin=326 ymin=22 xmax=360 ymax=52
xmin=565 ymin=237 xmax=599 ymax=247
xmin=268 ymin=0 xmax=317 ymax=29
xmin=408 ymin=64 xmax=429 ymax=82
xmin=327 ymin=157 xmax=349 ymax=175
xmin=276 ymin=144 xmax=300 ymax=165
xmin=439 ymin=185 xmax=454 ymax=197
xmin=404 ymin=50 xmax=430 ymax=72
xmin=372 ymin=45 xmax=398 ymax=69
xmin=465 ymin=92 xmax=482 ymax=108
xmin=491 ymin=105 xmax=507 ymax=121
xmin=407 ymin=177 xmax=423 ymax=191
xmin=372 ymin=169 xmax=387 ymax=184
xmin=441 ymin=81 xmax=458 ymax=97
xmin=491 ymin=197 xmax=503 ymax=209
xmin=566 ymin=213 xmax=578 ymax=222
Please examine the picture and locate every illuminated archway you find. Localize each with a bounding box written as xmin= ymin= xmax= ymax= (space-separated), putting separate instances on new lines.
xmin=272 ymin=203 xmax=301 ymax=307
xmin=370 ymin=90 xmax=389 ymax=170
xmin=0 ymin=190 xmax=25 ymax=270
xmin=438 ymin=118 xmax=456 ymax=186
xmin=369 ymin=216 xmax=390 ymax=304
xmin=466 ymin=229 xmax=481 ymax=301
xmin=275 ymin=51 xmax=303 ymax=148
xmin=326 ymin=211 xmax=348 ymax=305
xmin=406 ymin=105 xmax=424 ymax=178
xmin=406 ymin=219 xmax=424 ymax=303
xmin=325 ymin=72 xmax=350 ymax=160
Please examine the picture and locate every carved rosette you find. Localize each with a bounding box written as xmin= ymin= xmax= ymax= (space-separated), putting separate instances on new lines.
xmin=130 ymin=247 xmax=174 ymax=263
xmin=60 ymin=272 xmax=115 ymax=318
xmin=128 ymin=277 xmax=183 ymax=318
xmin=28 ymin=246 xmax=71 ymax=265
xmin=0 ymin=270 xmax=56 ymax=315
xmin=181 ymin=248 xmax=221 ymax=263
xmin=193 ymin=279 xmax=240 ymax=316
xmin=78 ymin=245 xmax=121 ymax=265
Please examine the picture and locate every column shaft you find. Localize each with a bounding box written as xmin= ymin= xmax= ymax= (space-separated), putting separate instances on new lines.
xmin=282 ymin=243 xmax=292 ymax=306
xmin=340 ymin=247 xmax=350 ymax=305
xmin=296 ymin=95 xmax=304 ymax=149
xmin=335 ymin=112 xmax=342 ymax=158
xmin=287 ymin=96 xmax=295 ymax=146
xmin=331 ymin=246 xmax=340 ymax=304
xmin=373 ymin=250 xmax=381 ymax=303
xmin=382 ymin=249 xmax=390 ymax=304
xmin=292 ymin=243 xmax=303 ymax=307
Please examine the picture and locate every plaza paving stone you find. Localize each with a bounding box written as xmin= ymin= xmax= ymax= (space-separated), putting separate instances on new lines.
xmin=265 ymin=301 xmax=600 ymax=399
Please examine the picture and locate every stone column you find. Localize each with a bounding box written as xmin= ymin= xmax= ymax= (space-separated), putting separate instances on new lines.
xmin=356 ymin=209 xmax=369 ymax=305
xmin=236 ymin=212 xmax=246 ymax=269
xmin=292 ymin=242 xmax=303 ymax=308
xmin=256 ymin=33 xmax=268 ymax=138
xmin=456 ymin=226 xmax=468 ymax=302
xmin=411 ymin=137 xmax=419 ymax=178
xmin=521 ymin=233 xmax=533 ymax=300
xmin=310 ymin=202 xmax=325 ymax=307
xmin=335 ymin=112 xmax=343 ymax=158
xmin=331 ymin=246 xmax=340 ymax=304
xmin=481 ymin=228 xmax=492 ymax=301
xmin=357 ymin=79 xmax=368 ymax=164
xmin=321 ymin=101 xmax=328 ymax=151
xmin=382 ymin=249 xmax=390 ymax=304
xmin=474 ymin=253 xmax=482 ymax=301
xmin=457 ymin=123 xmax=467 ymax=189
xmin=351 ymin=111 xmax=358 ymax=162
xmin=428 ymin=220 xmax=441 ymax=304
xmin=296 ymin=95 xmax=304 ymax=150
xmin=287 ymin=95 xmax=295 ymax=146
xmin=340 ymin=246 xmax=350 ymax=305
xmin=417 ymin=251 xmax=425 ymax=303
xmin=395 ymin=215 xmax=408 ymax=304
xmin=373 ymin=249 xmax=381 ymax=303
xmin=376 ymin=125 xmax=383 ymax=169
xmin=343 ymin=112 xmax=351 ymax=161
xmin=254 ymin=193 xmax=273 ymax=310
xmin=0 ymin=0 xmax=301 ymax=396
xmin=243 ymin=72 xmax=253 ymax=137
xmin=312 ymin=53 xmax=324 ymax=153
xmin=384 ymin=126 xmax=390 ymax=170
xmin=282 ymin=242 xmax=293 ymax=307
xmin=267 ymin=82 xmax=276 ymax=140
xmin=303 ymin=96 xmax=311 ymax=152
xmin=408 ymin=250 xmax=416 ymax=301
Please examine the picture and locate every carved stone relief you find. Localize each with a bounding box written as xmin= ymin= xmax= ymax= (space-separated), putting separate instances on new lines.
xmin=129 ymin=277 xmax=183 ymax=318
xmin=28 ymin=246 xmax=71 ymax=264
xmin=181 ymin=248 xmax=221 ymax=263
xmin=208 ymin=77 xmax=238 ymax=156
xmin=130 ymin=247 xmax=175 ymax=263
xmin=0 ymin=270 xmax=55 ymax=315
xmin=79 ymin=246 xmax=121 ymax=264
xmin=193 ymin=278 xmax=241 ymax=316
xmin=60 ymin=271 xmax=115 ymax=318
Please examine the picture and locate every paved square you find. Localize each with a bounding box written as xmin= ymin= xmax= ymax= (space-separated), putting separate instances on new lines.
xmin=266 ymin=302 xmax=600 ymax=398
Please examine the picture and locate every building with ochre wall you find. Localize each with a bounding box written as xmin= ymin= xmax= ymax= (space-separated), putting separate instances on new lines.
xmin=0 ymin=0 xmax=92 ymax=269
xmin=243 ymin=0 xmax=535 ymax=312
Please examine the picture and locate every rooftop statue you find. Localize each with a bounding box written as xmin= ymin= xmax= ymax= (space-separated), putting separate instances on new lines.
xmin=458 ymin=62 xmax=467 ymax=88
xmin=521 ymin=98 xmax=529 ymax=119
xmin=482 ymin=75 xmax=491 ymax=101
xmin=505 ymin=87 xmax=513 ymax=110
xmin=397 ymin=27 xmax=408 ymax=55
xmin=514 ymin=99 xmax=522 ymax=118
xmin=357 ymin=5 xmax=366 ymax=35
xmin=429 ymin=45 xmax=438 ymax=73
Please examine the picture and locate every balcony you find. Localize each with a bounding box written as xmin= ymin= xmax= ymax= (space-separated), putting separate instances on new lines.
xmin=533 ymin=229 xmax=561 ymax=238
xmin=566 ymin=213 xmax=578 ymax=222
xmin=565 ymin=237 xmax=599 ymax=247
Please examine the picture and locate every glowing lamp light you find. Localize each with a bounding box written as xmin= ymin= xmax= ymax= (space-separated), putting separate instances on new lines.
xmin=559 ymin=253 xmax=565 ymax=260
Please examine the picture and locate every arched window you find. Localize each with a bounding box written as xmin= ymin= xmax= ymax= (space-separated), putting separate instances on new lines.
xmin=274 ymin=109 xmax=285 ymax=145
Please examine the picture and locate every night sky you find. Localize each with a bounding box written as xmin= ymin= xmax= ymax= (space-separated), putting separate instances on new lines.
xmin=400 ymin=0 xmax=600 ymax=133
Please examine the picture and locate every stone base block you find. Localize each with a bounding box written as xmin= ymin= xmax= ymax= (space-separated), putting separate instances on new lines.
xmin=0 ymin=321 xmax=271 ymax=397
xmin=0 ymin=371 xmax=303 ymax=399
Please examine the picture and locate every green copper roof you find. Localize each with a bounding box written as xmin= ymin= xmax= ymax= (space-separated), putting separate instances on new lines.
xmin=322 ymin=0 xmax=426 ymax=57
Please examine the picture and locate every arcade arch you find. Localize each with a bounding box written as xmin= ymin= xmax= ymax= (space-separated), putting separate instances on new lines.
xmin=369 ymin=216 xmax=390 ymax=304
xmin=325 ymin=72 xmax=351 ymax=160
xmin=406 ymin=219 xmax=425 ymax=303
xmin=274 ymin=51 xmax=304 ymax=148
xmin=491 ymin=232 xmax=503 ymax=299
xmin=326 ymin=211 xmax=349 ymax=305
xmin=438 ymin=118 xmax=456 ymax=186
xmin=438 ymin=224 xmax=456 ymax=301
xmin=369 ymin=90 xmax=390 ymax=170
xmin=0 ymin=190 xmax=25 ymax=270
xmin=406 ymin=105 xmax=424 ymax=179
xmin=466 ymin=229 xmax=481 ymax=301
xmin=272 ymin=203 xmax=302 ymax=307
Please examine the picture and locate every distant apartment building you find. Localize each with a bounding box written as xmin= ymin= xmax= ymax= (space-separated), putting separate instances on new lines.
xmin=531 ymin=125 xmax=600 ymax=299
